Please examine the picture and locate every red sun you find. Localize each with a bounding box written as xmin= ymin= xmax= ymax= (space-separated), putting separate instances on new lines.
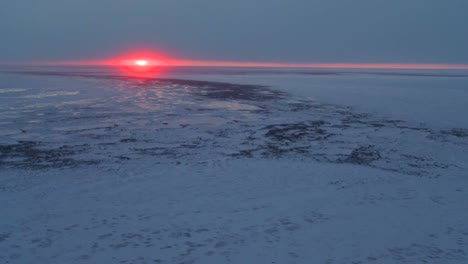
xmin=134 ymin=60 xmax=148 ymax=66
xmin=113 ymin=53 xmax=169 ymax=75
xmin=118 ymin=57 xmax=167 ymax=67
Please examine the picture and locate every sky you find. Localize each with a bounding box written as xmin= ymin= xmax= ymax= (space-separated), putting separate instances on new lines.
xmin=1 ymin=0 xmax=468 ymax=64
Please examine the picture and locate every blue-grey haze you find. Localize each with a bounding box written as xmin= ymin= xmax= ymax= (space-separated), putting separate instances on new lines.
xmin=1 ymin=0 xmax=467 ymax=63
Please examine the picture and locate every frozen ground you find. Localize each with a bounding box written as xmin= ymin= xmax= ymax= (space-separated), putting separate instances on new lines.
xmin=0 ymin=67 xmax=467 ymax=263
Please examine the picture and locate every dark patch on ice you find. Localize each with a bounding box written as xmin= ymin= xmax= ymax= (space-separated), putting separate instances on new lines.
xmin=0 ymin=233 xmax=10 ymax=243
xmin=117 ymin=155 xmax=131 ymax=160
xmin=264 ymin=121 xmax=330 ymax=142
xmin=0 ymin=141 xmax=100 ymax=169
xmin=386 ymin=243 xmax=466 ymax=263
xmin=132 ymin=147 xmax=183 ymax=158
xmin=110 ymin=242 xmax=130 ymax=249
xmin=98 ymin=233 xmax=113 ymax=239
xmin=279 ymin=218 xmax=301 ymax=231
xmin=303 ymin=211 xmax=329 ymax=224
xmin=288 ymin=252 xmax=299 ymax=258
xmin=30 ymin=237 xmax=52 ymax=248
xmin=288 ymin=102 xmax=318 ymax=112
xmin=441 ymin=128 xmax=468 ymax=138
xmin=195 ymin=82 xmax=284 ymax=101
xmin=214 ymin=241 xmax=227 ymax=248
xmin=342 ymin=145 xmax=381 ymax=165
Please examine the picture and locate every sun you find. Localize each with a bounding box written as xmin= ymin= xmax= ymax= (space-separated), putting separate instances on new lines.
xmin=135 ymin=60 xmax=148 ymax=66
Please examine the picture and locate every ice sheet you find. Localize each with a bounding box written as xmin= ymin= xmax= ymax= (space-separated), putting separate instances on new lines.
xmin=1 ymin=67 xmax=467 ymax=264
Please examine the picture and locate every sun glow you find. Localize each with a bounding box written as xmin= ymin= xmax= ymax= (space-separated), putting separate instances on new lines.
xmin=26 ymin=50 xmax=468 ymax=71
xmin=135 ymin=60 xmax=148 ymax=66
xmin=108 ymin=53 xmax=170 ymax=75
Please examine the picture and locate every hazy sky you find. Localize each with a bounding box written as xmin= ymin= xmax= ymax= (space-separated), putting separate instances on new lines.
xmin=1 ymin=0 xmax=467 ymax=64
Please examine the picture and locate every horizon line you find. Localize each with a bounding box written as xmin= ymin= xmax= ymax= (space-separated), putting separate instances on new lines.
xmin=2 ymin=59 xmax=468 ymax=70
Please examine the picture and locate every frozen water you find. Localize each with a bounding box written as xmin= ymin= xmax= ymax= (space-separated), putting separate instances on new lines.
xmin=1 ymin=66 xmax=467 ymax=263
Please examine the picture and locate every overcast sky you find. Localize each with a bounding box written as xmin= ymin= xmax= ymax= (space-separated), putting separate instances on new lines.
xmin=1 ymin=0 xmax=467 ymax=64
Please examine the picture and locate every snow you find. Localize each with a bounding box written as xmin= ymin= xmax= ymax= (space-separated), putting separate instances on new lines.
xmin=163 ymin=68 xmax=468 ymax=128
xmin=1 ymin=67 xmax=468 ymax=263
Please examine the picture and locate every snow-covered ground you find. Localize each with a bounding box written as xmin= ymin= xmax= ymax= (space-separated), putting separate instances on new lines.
xmin=1 ymin=67 xmax=467 ymax=263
